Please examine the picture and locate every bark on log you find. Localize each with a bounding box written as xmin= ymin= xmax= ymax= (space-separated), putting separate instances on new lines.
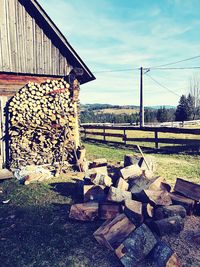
xmin=153 ymin=215 xmax=184 ymax=236
xmin=99 ymin=202 xmax=122 ymax=220
xmin=69 ymin=202 xmax=99 ymax=221
xmin=107 ymin=186 xmax=132 ymax=203
xmin=124 ymin=199 xmax=143 ymax=226
xmin=174 ymin=178 xmax=200 ymax=201
xmin=94 ymin=213 xmax=136 ymax=250
xmin=150 ymin=241 xmax=182 ymax=267
xmin=169 ymin=192 xmax=195 ymax=215
xmin=115 ymin=224 xmax=157 ymax=267
xmin=124 ymin=154 xmax=140 ymax=167
xmin=83 ymin=184 xmax=106 ymax=202
xmin=134 ymin=189 xmax=172 ymax=206
xmin=154 ymin=205 xmax=186 ymax=220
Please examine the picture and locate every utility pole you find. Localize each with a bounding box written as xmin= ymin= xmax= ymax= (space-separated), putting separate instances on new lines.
xmin=140 ymin=67 xmax=144 ymax=127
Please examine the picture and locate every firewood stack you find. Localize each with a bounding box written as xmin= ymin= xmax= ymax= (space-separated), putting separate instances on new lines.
xmin=8 ymin=78 xmax=79 ymax=167
xmin=69 ymin=154 xmax=200 ymax=266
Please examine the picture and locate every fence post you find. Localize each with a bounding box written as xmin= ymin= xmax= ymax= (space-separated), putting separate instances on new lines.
xmin=84 ymin=128 xmax=87 ymax=139
xmin=103 ymin=128 xmax=106 ymax=142
xmin=155 ymin=130 xmax=159 ymax=149
xmin=124 ymin=129 xmax=126 ymax=145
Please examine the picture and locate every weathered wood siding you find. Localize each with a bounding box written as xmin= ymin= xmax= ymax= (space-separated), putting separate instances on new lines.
xmin=0 ymin=0 xmax=72 ymax=76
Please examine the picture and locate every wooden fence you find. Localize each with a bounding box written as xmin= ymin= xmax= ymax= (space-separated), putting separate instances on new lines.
xmin=81 ymin=125 xmax=200 ymax=149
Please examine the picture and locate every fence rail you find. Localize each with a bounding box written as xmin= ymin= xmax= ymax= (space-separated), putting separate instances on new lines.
xmin=81 ymin=125 xmax=200 ymax=149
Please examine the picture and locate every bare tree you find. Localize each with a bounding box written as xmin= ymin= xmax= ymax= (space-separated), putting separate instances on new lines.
xmin=189 ymin=74 xmax=200 ymax=119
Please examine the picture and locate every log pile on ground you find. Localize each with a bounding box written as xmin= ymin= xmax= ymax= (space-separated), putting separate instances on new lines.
xmin=8 ymin=78 xmax=79 ymax=167
xmin=69 ymin=153 xmax=200 ymax=266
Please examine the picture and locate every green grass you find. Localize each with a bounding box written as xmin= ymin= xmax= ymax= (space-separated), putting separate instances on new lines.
xmin=0 ymin=142 xmax=199 ymax=267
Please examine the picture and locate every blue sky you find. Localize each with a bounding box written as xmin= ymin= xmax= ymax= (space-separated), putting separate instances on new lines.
xmin=40 ymin=0 xmax=200 ymax=106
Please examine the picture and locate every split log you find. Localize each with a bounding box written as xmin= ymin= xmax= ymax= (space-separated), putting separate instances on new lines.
xmin=124 ymin=154 xmax=140 ymax=167
xmin=169 ymin=192 xmax=195 ymax=215
xmin=153 ymin=215 xmax=184 ymax=236
xmin=94 ymin=213 xmax=136 ymax=250
xmin=99 ymin=202 xmax=122 ymax=220
xmin=85 ymin=166 xmax=108 ymax=178
xmin=174 ymin=178 xmax=200 ymax=201
xmin=115 ymin=224 xmax=157 ymax=267
xmin=154 ymin=205 xmax=186 ymax=220
xmin=91 ymin=173 xmax=112 ymax=187
xmin=107 ymin=186 xmax=132 ymax=203
xmin=120 ymin=164 xmax=142 ymax=180
xmin=139 ymin=155 xmax=156 ymax=172
xmin=116 ymin=177 xmax=129 ymax=191
xmin=83 ymin=185 xmax=106 ymax=202
xmin=142 ymin=203 xmax=154 ymax=219
xmin=69 ymin=202 xmax=98 ymax=221
xmin=89 ymin=158 xmax=107 ymax=168
xmin=124 ymin=199 xmax=143 ymax=226
xmin=150 ymin=241 xmax=182 ymax=267
xmin=134 ymin=189 xmax=172 ymax=206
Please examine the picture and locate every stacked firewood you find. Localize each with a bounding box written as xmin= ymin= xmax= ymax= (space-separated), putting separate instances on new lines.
xmin=8 ymin=78 xmax=79 ymax=167
xmin=69 ymin=155 xmax=200 ymax=267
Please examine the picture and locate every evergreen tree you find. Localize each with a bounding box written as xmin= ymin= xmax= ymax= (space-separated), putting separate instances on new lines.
xmin=157 ymin=106 xmax=168 ymax=122
xmin=187 ymin=93 xmax=195 ymax=120
xmin=175 ymin=95 xmax=188 ymax=121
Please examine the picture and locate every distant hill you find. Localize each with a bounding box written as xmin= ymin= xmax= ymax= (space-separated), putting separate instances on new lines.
xmin=80 ymin=103 xmax=176 ymax=115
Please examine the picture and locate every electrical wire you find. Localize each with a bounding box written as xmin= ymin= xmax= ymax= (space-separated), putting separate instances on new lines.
xmin=149 ymin=54 xmax=200 ymax=69
xmin=93 ymin=67 xmax=139 ymax=74
xmin=146 ymin=73 xmax=181 ymax=97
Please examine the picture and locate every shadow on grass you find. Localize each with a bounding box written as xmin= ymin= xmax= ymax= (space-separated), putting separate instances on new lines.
xmin=0 ymin=178 xmax=120 ymax=267
xmin=84 ymin=139 xmax=200 ymax=155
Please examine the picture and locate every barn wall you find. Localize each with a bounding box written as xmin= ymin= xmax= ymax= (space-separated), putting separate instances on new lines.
xmin=0 ymin=0 xmax=72 ymax=76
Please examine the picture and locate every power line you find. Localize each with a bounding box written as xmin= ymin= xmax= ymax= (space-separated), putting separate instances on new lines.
xmin=146 ymin=73 xmax=181 ymax=97
xmin=93 ymin=67 xmax=139 ymax=74
xmin=150 ymin=66 xmax=200 ymax=70
xmin=150 ymin=54 xmax=200 ymax=69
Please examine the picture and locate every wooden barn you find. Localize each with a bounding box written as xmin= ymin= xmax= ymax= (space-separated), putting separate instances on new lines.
xmin=0 ymin=0 xmax=95 ymax=169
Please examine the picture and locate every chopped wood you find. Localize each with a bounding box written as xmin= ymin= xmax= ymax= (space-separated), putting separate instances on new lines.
xmin=69 ymin=202 xmax=98 ymax=221
xmin=89 ymin=158 xmax=107 ymax=168
xmin=169 ymin=192 xmax=195 ymax=215
xmin=150 ymin=241 xmax=182 ymax=267
xmin=124 ymin=154 xmax=140 ymax=167
xmin=142 ymin=203 xmax=154 ymax=219
xmin=120 ymin=164 xmax=142 ymax=180
xmin=107 ymin=186 xmax=132 ymax=203
xmin=134 ymin=189 xmax=172 ymax=206
xmin=94 ymin=213 xmax=136 ymax=250
xmin=91 ymin=173 xmax=112 ymax=187
xmin=116 ymin=177 xmax=129 ymax=191
xmin=0 ymin=169 xmax=13 ymax=180
xmin=174 ymin=178 xmax=200 ymax=201
xmin=124 ymin=199 xmax=143 ymax=226
xmin=153 ymin=215 xmax=184 ymax=236
xmin=83 ymin=184 xmax=105 ymax=202
xmin=85 ymin=166 xmax=108 ymax=177
xmin=115 ymin=224 xmax=157 ymax=267
xmin=136 ymin=145 xmax=150 ymax=170
xmin=99 ymin=202 xmax=122 ymax=220
xmin=154 ymin=205 xmax=187 ymax=220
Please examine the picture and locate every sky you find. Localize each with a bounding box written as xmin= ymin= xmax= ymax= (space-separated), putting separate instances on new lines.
xmin=40 ymin=0 xmax=200 ymax=106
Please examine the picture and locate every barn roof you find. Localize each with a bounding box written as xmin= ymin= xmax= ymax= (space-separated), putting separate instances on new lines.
xmin=0 ymin=0 xmax=95 ymax=84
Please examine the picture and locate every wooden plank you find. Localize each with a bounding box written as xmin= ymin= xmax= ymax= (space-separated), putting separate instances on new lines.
xmin=174 ymin=178 xmax=200 ymax=201
xmin=125 ymin=137 xmax=200 ymax=145
xmin=82 ymin=125 xmax=200 ymax=135
xmin=85 ymin=131 xmax=125 ymax=138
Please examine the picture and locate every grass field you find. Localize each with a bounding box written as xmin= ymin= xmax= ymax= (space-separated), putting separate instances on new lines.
xmin=0 ymin=142 xmax=199 ymax=267
xmin=94 ymin=108 xmax=139 ymax=115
